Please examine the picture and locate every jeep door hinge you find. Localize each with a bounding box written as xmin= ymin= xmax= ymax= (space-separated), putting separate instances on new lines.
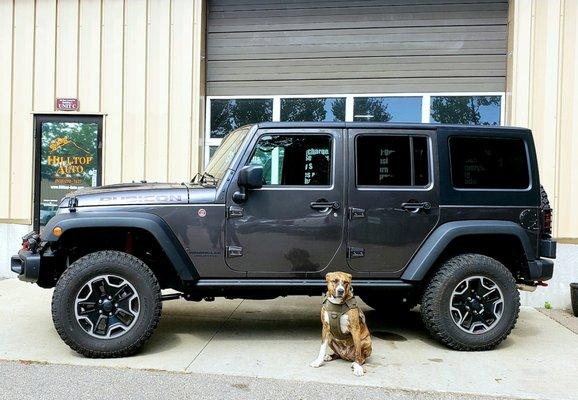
xmin=226 ymin=246 xmax=243 ymax=258
xmin=227 ymin=205 xmax=244 ymax=218
xmin=348 ymin=207 xmax=365 ymax=219
xmin=347 ymin=247 xmax=365 ymax=259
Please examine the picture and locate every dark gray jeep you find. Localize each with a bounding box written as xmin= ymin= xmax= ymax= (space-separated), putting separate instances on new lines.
xmin=12 ymin=122 xmax=556 ymax=357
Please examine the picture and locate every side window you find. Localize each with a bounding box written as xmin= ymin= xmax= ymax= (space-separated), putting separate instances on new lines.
xmin=356 ymin=135 xmax=429 ymax=187
xmin=249 ymin=135 xmax=332 ymax=186
xmin=449 ymin=137 xmax=530 ymax=189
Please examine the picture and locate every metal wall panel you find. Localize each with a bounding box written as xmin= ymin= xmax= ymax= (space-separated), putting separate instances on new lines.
xmin=0 ymin=0 xmax=206 ymax=224
xmin=207 ymin=0 xmax=508 ymax=96
xmin=507 ymin=0 xmax=578 ymax=239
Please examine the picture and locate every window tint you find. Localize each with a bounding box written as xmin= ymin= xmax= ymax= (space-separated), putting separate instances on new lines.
xmin=210 ymin=98 xmax=273 ymax=138
xmin=249 ymin=135 xmax=332 ymax=186
xmin=353 ymin=97 xmax=422 ymax=122
xmin=280 ymin=98 xmax=345 ymax=122
xmin=450 ymin=137 xmax=529 ymax=189
xmin=356 ymin=136 xmax=429 ymax=186
xmin=430 ymin=96 xmax=501 ymax=125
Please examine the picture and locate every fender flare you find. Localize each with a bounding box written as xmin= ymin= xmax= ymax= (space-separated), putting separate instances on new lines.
xmin=401 ymin=220 xmax=535 ymax=282
xmin=43 ymin=211 xmax=199 ymax=281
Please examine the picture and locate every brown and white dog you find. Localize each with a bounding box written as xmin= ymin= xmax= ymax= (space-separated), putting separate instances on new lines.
xmin=310 ymin=272 xmax=372 ymax=376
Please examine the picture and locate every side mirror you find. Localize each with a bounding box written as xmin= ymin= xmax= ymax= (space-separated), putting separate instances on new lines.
xmin=233 ymin=165 xmax=263 ymax=203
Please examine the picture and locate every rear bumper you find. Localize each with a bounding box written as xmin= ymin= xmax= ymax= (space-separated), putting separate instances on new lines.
xmin=540 ymin=238 xmax=557 ymax=259
xmin=527 ymin=258 xmax=554 ymax=281
xmin=11 ymin=249 xmax=41 ymax=283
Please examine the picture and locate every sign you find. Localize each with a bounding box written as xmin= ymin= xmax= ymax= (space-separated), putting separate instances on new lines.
xmin=55 ymin=98 xmax=79 ymax=111
xmin=35 ymin=116 xmax=101 ymax=228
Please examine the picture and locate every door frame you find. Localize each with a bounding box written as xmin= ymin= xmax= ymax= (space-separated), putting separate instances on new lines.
xmin=33 ymin=114 xmax=103 ymax=230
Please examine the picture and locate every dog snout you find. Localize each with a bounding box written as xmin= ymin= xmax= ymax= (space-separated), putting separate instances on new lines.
xmin=336 ymin=284 xmax=345 ymax=297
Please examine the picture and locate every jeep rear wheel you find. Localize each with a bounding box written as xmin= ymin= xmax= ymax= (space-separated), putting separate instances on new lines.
xmin=420 ymin=254 xmax=519 ymax=351
xmin=51 ymin=251 xmax=162 ymax=358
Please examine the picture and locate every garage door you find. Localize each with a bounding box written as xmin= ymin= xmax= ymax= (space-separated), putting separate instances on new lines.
xmin=206 ymin=0 xmax=508 ymax=96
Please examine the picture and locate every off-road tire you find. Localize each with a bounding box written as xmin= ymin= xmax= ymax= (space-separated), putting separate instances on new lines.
xmin=360 ymin=294 xmax=417 ymax=313
xmin=52 ymin=251 xmax=162 ymax=358
xmin=420 ymin=254 xmax=520 ymax=351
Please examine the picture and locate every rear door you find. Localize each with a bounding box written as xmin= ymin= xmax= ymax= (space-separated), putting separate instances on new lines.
xmin=346 ymin=129 xmax=440 ymax=277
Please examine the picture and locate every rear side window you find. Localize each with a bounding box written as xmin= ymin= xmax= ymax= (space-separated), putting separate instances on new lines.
xmin=449 ymin=137 xmax=530 ymax=189
xmin=356 ymin=135 xmax=429 ymax=186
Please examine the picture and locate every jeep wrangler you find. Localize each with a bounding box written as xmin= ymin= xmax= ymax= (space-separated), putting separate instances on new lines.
xmin=12 ymin=122 xmax=556 ymax=357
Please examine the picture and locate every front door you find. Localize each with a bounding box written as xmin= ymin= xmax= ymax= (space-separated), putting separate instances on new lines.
xmin=346 ymin=129 xmax=439 ymax=276
xmin=225 ymin=129 xmax=344 ymax=275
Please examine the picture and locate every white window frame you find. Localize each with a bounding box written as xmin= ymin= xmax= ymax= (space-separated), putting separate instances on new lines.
xmin=204 ymin=92 xmax=506 ymax=166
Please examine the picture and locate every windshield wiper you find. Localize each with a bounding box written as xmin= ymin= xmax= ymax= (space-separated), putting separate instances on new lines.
xmin=200 ymin=172 xmax=218 ymax=186
xmin=190 ymin=172 xmax=202 ymax=184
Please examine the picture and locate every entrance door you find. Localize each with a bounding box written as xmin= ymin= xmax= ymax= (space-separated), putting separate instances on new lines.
xmin=346 ymin=130 xmax=439 ymax=276
xmin=225 ymin=129 xmax=344 ymax=275
xmin=34 ymin=114 xmax=103 ymax=230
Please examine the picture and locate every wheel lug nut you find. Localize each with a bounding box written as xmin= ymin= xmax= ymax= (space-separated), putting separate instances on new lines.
xmin=114 ymin=303 xmax=118 ymax=307
xmin=109 ymin=312 xmax=113 ymax=316
xmin=108 ymin=296 xmax=112 ymax=300
xmin=98 ymin=300 xmax=102 ymax=304
xmin=99 ymin=310 xmax=102 ymax=314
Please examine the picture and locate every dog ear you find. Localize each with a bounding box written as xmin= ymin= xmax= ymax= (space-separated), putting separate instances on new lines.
xmin=325 ymin=272 xmax=332 ymax=282
xmin=345 ymin=273 xmax=352 ymax=281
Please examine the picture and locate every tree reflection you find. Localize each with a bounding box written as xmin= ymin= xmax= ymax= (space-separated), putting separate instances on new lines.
xmin=210 ymin=99 xmax=273 ymax=138
xmin=281 ymin=98 xmax=345 ymax=122
xmin=431 ymin=96 xmax=501 ymax=125
xmin=353 ymin=98 xmax=392 ymax=122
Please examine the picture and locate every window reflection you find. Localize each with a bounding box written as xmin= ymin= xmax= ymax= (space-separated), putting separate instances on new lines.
xmin=353 ymin=97 xmax=422 ymax=122
xmin=210 ymin=98 xmax=273 ymax=138
xmin=280 ymin=97 xmax=345 ymax=122
xmin=430 ymin=96 xmax=501 ymax=125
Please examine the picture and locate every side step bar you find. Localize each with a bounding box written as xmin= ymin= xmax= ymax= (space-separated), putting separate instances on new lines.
xmin=192 ymin=279 xmax=413 ymax=289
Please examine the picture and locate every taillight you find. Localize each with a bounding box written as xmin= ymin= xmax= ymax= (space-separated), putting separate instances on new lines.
xmin=542 ymin=208 xmax=552 ymax=236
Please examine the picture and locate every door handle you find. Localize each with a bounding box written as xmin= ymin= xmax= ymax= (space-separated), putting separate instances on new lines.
xmin=399 ymin=202 xmax=431 ymax=213
xmin=310 ymin=200 xmax=340 ymax=211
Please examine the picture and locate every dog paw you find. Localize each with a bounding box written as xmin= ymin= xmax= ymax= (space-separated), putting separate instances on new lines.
xmin=310 ymin=359 xmax=324 ymax=368
xmin=351 ymin=362 xmax=365 ymax=376
xmin=323 ymin=354 xmax=335 ymax=362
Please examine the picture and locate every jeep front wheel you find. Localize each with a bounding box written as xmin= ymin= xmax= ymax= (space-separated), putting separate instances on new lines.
xmin=420 ymin=254 xmax=520 ymax=351
xmin=51 ymin=251 xmax=162 ymax=358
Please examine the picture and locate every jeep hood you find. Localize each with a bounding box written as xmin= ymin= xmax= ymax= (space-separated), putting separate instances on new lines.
xmin=60 ymin=182 xmax=216 ymax=207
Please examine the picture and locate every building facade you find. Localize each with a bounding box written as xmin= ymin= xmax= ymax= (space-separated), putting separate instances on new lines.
xmin=0 ymin=0 xmax=576 ymax=307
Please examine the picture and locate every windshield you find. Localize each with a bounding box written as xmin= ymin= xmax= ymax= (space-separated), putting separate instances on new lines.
xmin=203 ymin=126 xmax=251 ymax=182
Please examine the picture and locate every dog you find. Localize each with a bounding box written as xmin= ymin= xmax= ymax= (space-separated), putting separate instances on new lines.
xmin=310 ymin=272 xmax=372 ymax=376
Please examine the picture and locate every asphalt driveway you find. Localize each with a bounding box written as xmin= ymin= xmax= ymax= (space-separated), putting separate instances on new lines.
xmin=1 ymin=279 xmax=577 ymax=399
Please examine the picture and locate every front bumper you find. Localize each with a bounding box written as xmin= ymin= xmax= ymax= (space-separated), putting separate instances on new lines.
xmin=11 ymin=249 xmax=41 ymax=283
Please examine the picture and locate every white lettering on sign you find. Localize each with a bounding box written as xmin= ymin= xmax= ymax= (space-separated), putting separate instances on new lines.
xmin=55 ymin=98 xmax=79 ymax=111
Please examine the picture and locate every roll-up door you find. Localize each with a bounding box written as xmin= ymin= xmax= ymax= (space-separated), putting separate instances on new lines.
xmin=206 ymin=0 xmax=508 ymax=96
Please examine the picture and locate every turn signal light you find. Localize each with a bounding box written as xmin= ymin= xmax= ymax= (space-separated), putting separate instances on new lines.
xmin=52 ymin=226 xmax=63 ymax=237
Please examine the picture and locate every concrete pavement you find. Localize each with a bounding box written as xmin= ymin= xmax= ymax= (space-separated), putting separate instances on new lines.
xmin=1 ymin=279 xmax=578 ymax=399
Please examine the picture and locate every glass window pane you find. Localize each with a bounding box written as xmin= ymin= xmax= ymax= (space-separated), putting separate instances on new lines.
xmin=280 ymin=98 xmax=345 ymax=122
xmin=356 ymin=136 xmax=411 ymax=186
xmin=39 ymin=121 xmax=100 ymax=227
xmin=210 ymin=98 xmax=273 ymax=139
xmin=249 ymin=135 xmax=332 ymax=186
xmin=353 ymin=97 xmax=422 ymax=122
xmin=413 ymin=137 xmax=429 ymax=186
xmin=430 ymin=96 xmax=501 ymax=125
xmin=449 ymin=137 xmax=529 ymax=189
